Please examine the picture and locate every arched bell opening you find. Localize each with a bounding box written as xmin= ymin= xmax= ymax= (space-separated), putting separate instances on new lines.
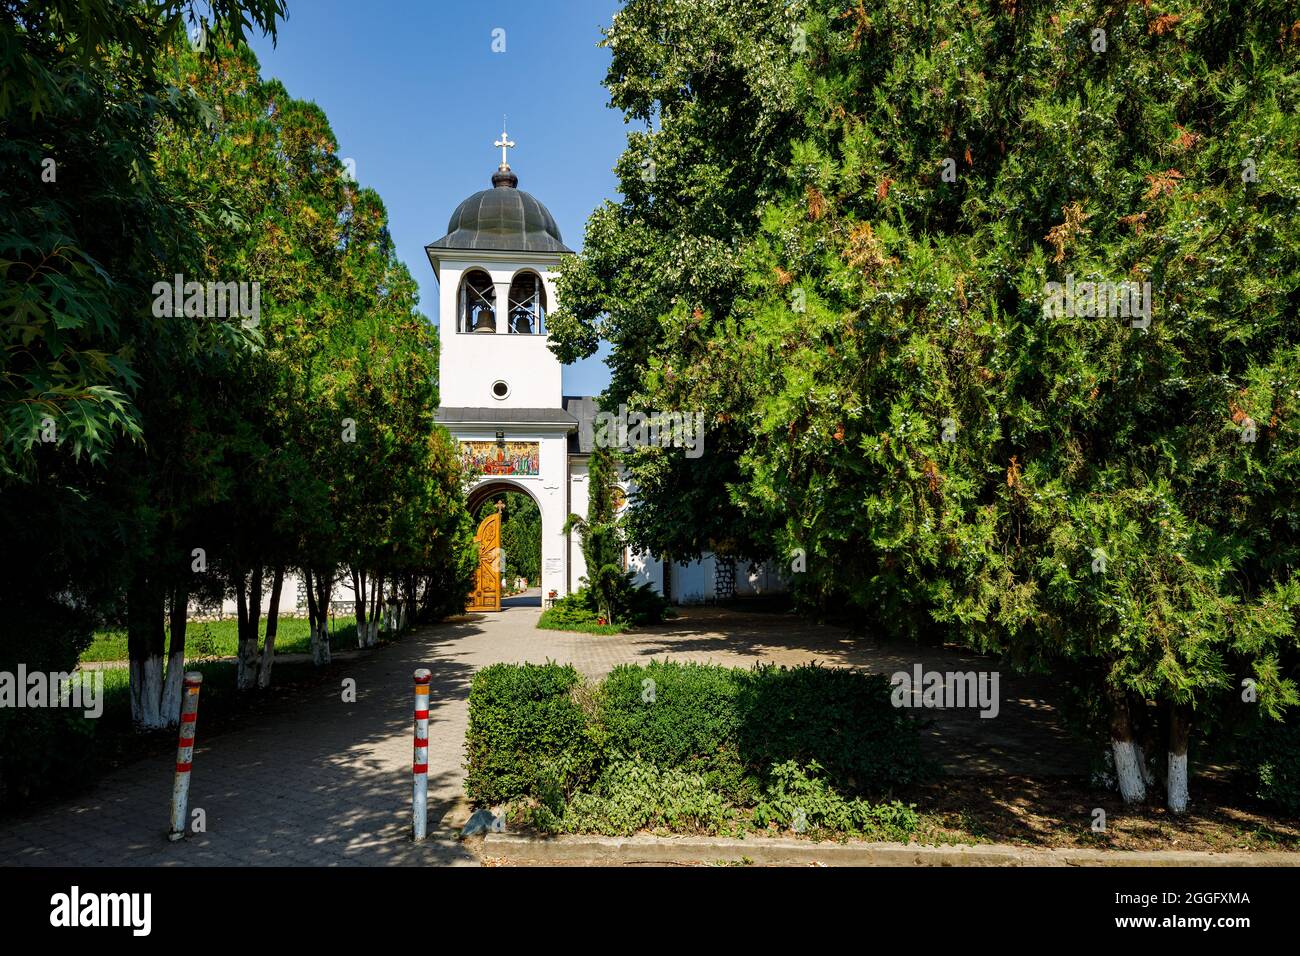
xmin=459 ymin=269 xmax=496 ymax=333
xmin=507 ymin=270 xmax=546 ymax=334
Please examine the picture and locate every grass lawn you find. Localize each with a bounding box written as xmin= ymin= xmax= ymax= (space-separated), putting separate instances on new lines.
xmin=82 ymin=616 xmax=361 ymax=663
xmin=536 ymin=605 xmax=629 ymax=635
xmin=536 ymin=618 xmax=628 ymax=636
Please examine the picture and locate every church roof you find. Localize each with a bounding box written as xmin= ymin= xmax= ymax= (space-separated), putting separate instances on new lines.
xmin=436 ymin=406 xmax=578 ymax=426
xmin=428 ymin=167 xmax=572 ymax=255
xmin=434 ymin=400 xmax=601 ymax=456
xmin=564 ymin=395 xmax=599 ymax=455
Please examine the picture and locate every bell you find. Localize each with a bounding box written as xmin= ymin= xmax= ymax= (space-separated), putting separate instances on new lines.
xmin=471 ymin=309 xmax=496 ymax=333
xmin=511 ymin=313 xmax=532 ymax=334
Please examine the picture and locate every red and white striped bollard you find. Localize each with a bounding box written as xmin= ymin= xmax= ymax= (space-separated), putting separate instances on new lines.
xmin=168 ymin=671 xmax=203 ymax=842
xmin=412 ymin=668 xmax=431 ymax=841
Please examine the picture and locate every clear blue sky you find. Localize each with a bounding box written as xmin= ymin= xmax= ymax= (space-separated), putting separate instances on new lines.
xmin=248 ymin=0 xmax=621 ymax=397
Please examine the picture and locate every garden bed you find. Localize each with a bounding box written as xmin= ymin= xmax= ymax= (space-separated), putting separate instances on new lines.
xmin=465 ymin=659 xmax=928 ymax=841
xmin=464 ymin=660 xmax=1300 ymax=852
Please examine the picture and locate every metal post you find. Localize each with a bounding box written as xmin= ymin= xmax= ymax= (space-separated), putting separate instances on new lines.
xmin=412 ymin=668 xmax=431 ymax=841
xmin=168 ymin=671 xmax=204 ymax=842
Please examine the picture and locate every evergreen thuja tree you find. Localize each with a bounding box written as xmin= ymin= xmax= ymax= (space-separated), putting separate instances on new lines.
xmin=566 ymin=448 xmax=626 ymax=623
xmin=560 ymin=0 xmax=1300 ymax=814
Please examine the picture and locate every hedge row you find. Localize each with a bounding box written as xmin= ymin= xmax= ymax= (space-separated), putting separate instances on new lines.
xmin=464 ymin=659 xmax=926 ymax=807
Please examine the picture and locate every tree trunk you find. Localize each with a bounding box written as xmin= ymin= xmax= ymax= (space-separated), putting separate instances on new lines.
xmin=1108 ymin=683 xmax=1146 ymax=803
xmin=235 ymin=564 xmax=263 ymax=691
xmin=352 ymin=567 xmax=367 ymax=648
xmin=405 ymin=573 xmax=418 ymax=630
xmin=304 ymin=567 xmax=320 ymax=663
xmin=258 ymin=566 xmax=284 ymax=689
xmin=307 ymin=567 xmax=333 ymax=666
xmin=1167 ymin=702 xmax=1192 ymax=814
xmin=366 ymin=572 xmax=383 ymax=647
xmin=127 ymin=568 xmax=167 ymax=730
xmin=160 ymin=582 xmax=189 ymax=726
xmin=1129 ymin=694 xmax=1157 ymax=788
xmin=319 ymin=570 xmax=334 ymax=664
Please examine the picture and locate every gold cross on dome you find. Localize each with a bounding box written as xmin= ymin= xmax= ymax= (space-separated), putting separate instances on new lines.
xmin=494 ymin=118 xmax=515 ymax=167
xmin=495 ymin=500 xmax=505 ymax=515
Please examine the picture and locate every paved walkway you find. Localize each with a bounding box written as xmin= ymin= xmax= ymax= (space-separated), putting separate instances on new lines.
xmin=0 ymin=595 xmax=1087 ymax=866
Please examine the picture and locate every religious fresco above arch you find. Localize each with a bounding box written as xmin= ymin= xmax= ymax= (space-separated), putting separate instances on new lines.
xmin=459 ymin=440 xmax=540 ymax=477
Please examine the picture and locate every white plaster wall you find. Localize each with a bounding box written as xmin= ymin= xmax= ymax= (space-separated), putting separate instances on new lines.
xmin=670 ymin=555 xmax=715 ymax=605
xmin=204 ymin=570 xmax=358 ymax=618
xmin=437 ymin=256 xmax=562 ymax=410
xmin=629 ymin=550 xmax=664 ymax=595
xmin=735 ymin=561 xmax=790 ymax=596
xmin=569 ymin=466 xmax=666 ymax=597
xmin=567 ymin=459 xmax=590 ymax=592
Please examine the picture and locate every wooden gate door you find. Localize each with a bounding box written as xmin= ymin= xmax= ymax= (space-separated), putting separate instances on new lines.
xmin=467 ymin=512 xmax=501 ymax=612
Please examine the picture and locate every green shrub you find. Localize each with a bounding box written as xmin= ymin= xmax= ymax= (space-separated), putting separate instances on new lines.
xmin=464 ymin=662 xmax=599 ymax=805
xmin=621 ymin=579 xmax=671 ymax=626
xmin=737 ymin=663 xmax=927 ymax=794
xmin=0 ymin=705 xmax=98 ymax=809
xmin=537 ymin=593 xmax=625 ymax=634
xmin=599 ymin=662 xmax=925 ymax=798
xmin=0 ymin=600 xmax=97 ymax=810
xmin=753 ymin=760 xmax=919 ymax=839
xmin=1241 ymin=716 xmax=1300 ymax=816
xmin=600 ymin=661 xmax=743 ymax=767
xmin=539 ymin=581 xmax=670 ymax=632
xmin=466 ymin=660 xmax=927 ymax=834
xmin=557 ymin=758 xmax=733 ymax=836
xmin=601 ymin=661 xmax=758 ymax=802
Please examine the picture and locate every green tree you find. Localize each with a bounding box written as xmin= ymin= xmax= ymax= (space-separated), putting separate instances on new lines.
xmin=565 ymin=449 xmax=625 ymax=623
xmin=155 ymin=39 xmax=475 ymax=682
xmin=557 ymin=0 xmax=1300 ymax=812
xmin=547 ymin=0 xmax=807 ymax=566
xmin=0 ymin=3 xmax=285 ymax=734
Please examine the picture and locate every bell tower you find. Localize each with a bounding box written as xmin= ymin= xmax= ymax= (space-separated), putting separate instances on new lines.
xmin=427 ymin=130 xmax=580 ymax=606
xmin=425 ymin=126 xmax=572 ymax=409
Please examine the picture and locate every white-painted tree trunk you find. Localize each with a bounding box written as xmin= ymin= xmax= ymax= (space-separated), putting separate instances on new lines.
xmin=1134 ymin=743 xmax=1155 ymax=787
xmin=310 ymin=623 xmax=331 ymax=666
xmin=1166 ymin=702 xmax=1192 ymax=813
xmin=1107 ymin=684 xmax=1147 ymax=803
xmin=257 ymin=568 xmax=284 ymax=690
xmin=257 ymin=645 xmax=275 ymax=688
xmin=1111 ymin=738 xmax=1147 ymax=803
xmin=236 ymin=637 xmax=259 ymax=691
xmin=130 ymin=656 xmax=166 ymax=730
xmin=160 ymin=648 xmax=185 ymax=726
xmin=1167 ymin=752 xmax=1189 ymax=813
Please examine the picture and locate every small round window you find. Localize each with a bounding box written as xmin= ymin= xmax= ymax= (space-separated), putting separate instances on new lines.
xmin=491 ymin=380 xmax=510 ymax=400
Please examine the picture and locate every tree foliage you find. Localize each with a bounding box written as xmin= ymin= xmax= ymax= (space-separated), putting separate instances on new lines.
xmin=552 ymin=0 xmax=1300 ymax=808
xmin=1 ymin=3 xmax=475 ymax=756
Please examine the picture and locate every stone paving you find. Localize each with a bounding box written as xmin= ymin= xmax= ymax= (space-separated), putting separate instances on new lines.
xmin=0 ymin=592 xmax=1088 ymax=867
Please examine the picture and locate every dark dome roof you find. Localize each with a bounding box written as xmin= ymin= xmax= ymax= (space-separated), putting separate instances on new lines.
xmin=428 ymin=167 xmax=572 ymax=254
